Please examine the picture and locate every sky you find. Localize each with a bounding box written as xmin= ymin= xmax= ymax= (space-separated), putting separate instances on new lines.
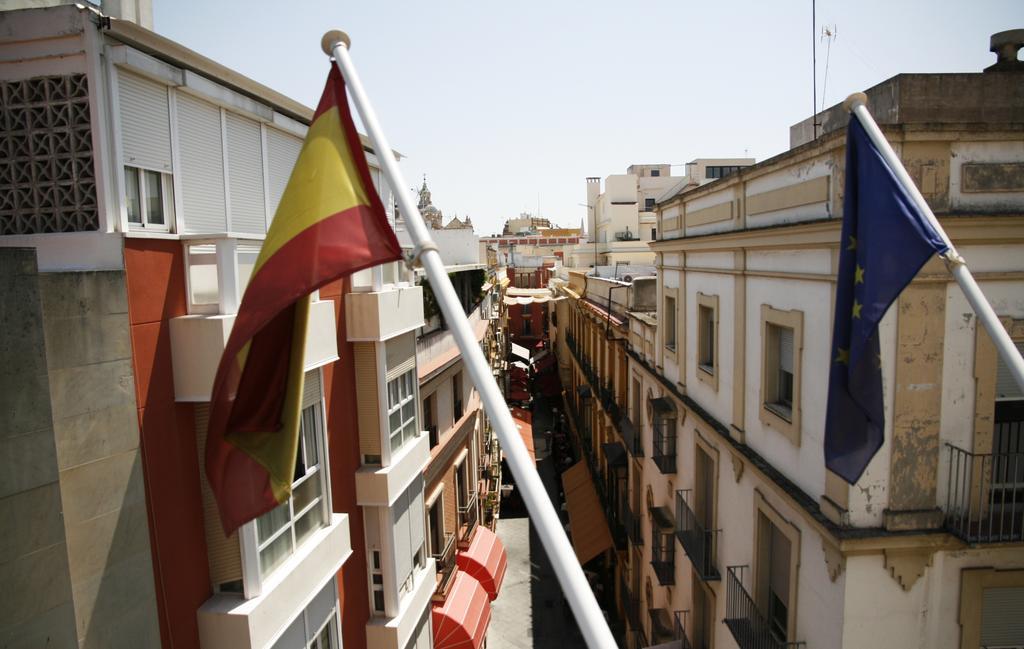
xmin=153 ymin=0 xmax=1022 ymax=237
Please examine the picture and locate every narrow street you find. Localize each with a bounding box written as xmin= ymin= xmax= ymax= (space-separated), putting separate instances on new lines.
xmin=489 ymin=395 xmax=587 ymax=649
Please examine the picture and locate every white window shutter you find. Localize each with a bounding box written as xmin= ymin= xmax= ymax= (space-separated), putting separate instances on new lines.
xmin=981 ymin=586 xmax=1024 ymax=646
xmin=225 ymin=112 xmax=266 ymax=234
xmin=176 ymin=93 xmax=226 ymax=232
xmin=995 ymin=341 xmax=1024 ymax=400
xmin=266 ymin=127 xmax=303 ymax=220
xmin=118 ymin=71 xmax=172 ymax=172
xmin=408 ymin=477 xmax=425 ymax=561
xmin=303 ymin=368 xmax=322 ymax=409
xmin=779 ymin=327 xmax=794 ymax=374
xmin=393 ymin=487 xmax=412 ymax=585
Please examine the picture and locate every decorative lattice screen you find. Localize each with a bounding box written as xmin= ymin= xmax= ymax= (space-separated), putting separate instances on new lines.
xmin=0 ymin=74 xmax=99 ymax=234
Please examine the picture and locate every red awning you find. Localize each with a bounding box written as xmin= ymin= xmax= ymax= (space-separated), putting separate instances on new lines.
xmin=510 ymin=411 xmax=537 ymax=465
xmin=510 ymin=366 xmax=529 ymax=381
xmin=509 ymin=388 xmax=530 ymax=401
xmin=532 ymin=353 xmax=556 ymax=371
xmin=432 ymin=572 xmax=491 ymax=649
xmin=510 ymin=406 xmax=532 ymax=424
xmin=456 ymin=526 xmax=508 ymax=601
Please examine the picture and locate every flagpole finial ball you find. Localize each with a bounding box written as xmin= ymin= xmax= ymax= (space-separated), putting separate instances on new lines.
xmin=843 ymin=92 xmax=868 ymax=113
xmin=321 ymin=30 xmax=351 ymax=56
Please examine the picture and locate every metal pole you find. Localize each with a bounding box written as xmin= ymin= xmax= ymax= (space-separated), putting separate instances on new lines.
xmin=322 ymin=31 xmax=618 ymax=649
xmin=844 ymin=92 xmax=1024 ymax=393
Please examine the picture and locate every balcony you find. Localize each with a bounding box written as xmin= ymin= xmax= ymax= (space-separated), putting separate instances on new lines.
xmin=724 ymin=566 xmax=805 ymax=649
xmin=648 ymin=608 xmax=675 ymax=645
xmin=675 ymin=490 xmax=720 ymax=581
xmin=652 ymin=423 xmax=677 ymax=474
xmin=345 ymin=260 xmax=424 ymax=342
xmin=170 ymin=235 xmax=339 ymax=401
xmin=650 ymin=507 xmax=676 ymax=586
xmin=618 ymin=409 xmax=643 ymax=458
xmin=945 ymin=442 xmax=1024 ymax=543
xmin=615 ymin=230 xmax=637 ymax=241
xmin=458 ymin=490 xmax=479 ymax=545
xmin=624 ymin=501 xmax=644 ymax=547
xmin=432 ymin=532 xmax=457 ymax=600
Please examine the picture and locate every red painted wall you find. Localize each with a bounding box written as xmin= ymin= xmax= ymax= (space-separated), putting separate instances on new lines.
xmin=508 ymin=301 xmax=546 ymax=342
xmin=124 ymin=239 xmax=211 ymax=649
xmin=320 ymin=278 xmax=371 ymax=648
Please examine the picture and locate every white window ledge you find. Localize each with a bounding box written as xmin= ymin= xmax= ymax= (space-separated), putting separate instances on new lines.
xmin=355 ymin=432 xmax=430 ymax=507
xmin=197 ymin=513 xmax=352 ymax=649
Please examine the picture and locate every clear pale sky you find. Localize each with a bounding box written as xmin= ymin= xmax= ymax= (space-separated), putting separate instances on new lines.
xmin=153 ymin=0 xmax=1022 ymax=237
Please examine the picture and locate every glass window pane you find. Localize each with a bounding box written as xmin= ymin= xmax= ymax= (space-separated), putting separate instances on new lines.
xmin=293 ymin=471 xmax=321 ymax=514
xmin=259 ymin=531 xmax=291 ymax=575
xmin=389 ymin=410 xmax=401 ymax=433
xmin=144 ymin=170 xmax=165 ymax=225
xmin=256 ymin=501 xmax=290 ymax=544
xmin=295 ymin=499 xmax=325 ymax=546
xmin=124 ymin=167 xmax=141 ymax=223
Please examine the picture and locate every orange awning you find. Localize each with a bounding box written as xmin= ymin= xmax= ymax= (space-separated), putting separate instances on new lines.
xmin=456 ymin=526 xmax=508 ymax=601
xmin=432 ymin=571 xmax=491 ymax=649
xmin=561 ymin=461 xmax=614 ymax=564
xmin=510 ymin=415 xmax=536 ymax=466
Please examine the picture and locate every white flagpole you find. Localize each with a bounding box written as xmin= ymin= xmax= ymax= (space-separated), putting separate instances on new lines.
xmin=322 ymin=31 xmax=618 ymax=649
xmin=844 ymin=92 xmax=1024 ymax=393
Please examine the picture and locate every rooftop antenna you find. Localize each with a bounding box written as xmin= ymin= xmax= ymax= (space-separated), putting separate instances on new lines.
xmin=812 ymin=0 xmax=818 ymax=139
xmin=821 ymin=25 xmax=838 ymax=112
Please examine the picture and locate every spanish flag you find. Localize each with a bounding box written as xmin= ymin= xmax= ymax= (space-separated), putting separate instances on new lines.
xmin=206 ymin=65 xmax=402 ymax=534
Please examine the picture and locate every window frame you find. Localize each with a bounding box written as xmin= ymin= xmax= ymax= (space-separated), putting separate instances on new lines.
xmin=959 ymin=567 xmax=1024 ymax=649
xmin=124 ymin=165 xmax=174 ymax=231
xmin=387 ymin=368 xmax=418 ymax=454
xmin=753 ymin=490 xmax=801 ymax=646
xmin=696 ymin=292 xmax=719 ymax=391
xmin=663 ymin=288 xmax=678 ymax=356
xmin=759 ymin=305 xmax=804 ymax=446
xmin=253 ymin=398 xmax=330 ymax=579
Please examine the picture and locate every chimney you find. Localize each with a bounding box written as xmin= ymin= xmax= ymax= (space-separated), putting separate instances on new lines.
xmin=985 ymin=29 xmax=1024 ymax=72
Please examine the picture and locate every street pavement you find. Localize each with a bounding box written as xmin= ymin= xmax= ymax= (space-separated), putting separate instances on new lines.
xmin=489 ymin=396 xmax=588 ymax=649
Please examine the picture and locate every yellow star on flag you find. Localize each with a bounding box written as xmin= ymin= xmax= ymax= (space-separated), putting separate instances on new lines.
xmin=835 ymin=347 xmax=850 ymax=364
xmin=852 ymin=300 xmax=863 ymax=319
xmin=854 ymin=264 xmax=865 ymax=284
xmin=847 ymin=235 xmax=857 ymax=251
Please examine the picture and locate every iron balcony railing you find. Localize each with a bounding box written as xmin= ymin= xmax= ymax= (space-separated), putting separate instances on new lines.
xmin=431 ymin=532 xmax=457 ymax=597
xmin=618 ymin=408 xmax=643 ymax=457
xmin=651 ymin=525 xmax=676 ymax=586
xmin=619 ymin=572 xmax=642 ymax=631
xmin=675 ymin=489 xmax=721 ymax=581
xmin=652 ymin=419 xmax=677 ymax=474
xmin=724 ymin=566 xmax=805 ymax=649
xmin=674 ymin=610 xmax=694 ymax=649
xmin=624 ymin=501 xmax=644 ymax=546
xmin=945 ymin=442 xmax=1024 ymax=543
xmin=458 ymin=490 xmax=479 ymax=544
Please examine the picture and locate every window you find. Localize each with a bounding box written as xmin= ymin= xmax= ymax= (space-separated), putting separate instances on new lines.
xmin=393 ymin=479 xmax=426 ymax=597
xmin=760 ymin=305 xmax=804 ymax=445
xmin=754 ymin=493 xmax=800 ymax=645
xmin=705 ymin=165 xmax=742 ymax=180
xmin=453 ymin=372 xmax=464 ymax=421
xmin=644 ymin=197 xmax=656 ymax=211
xmin=522 ymin=315 xmax=533 ymax=336
xmin=124 ymin=166 xmax=173 ymax=229
xmin=255 ymin=396 xmax=328 ymax=577
xmin=651 ymin=227 xmax=657 ymax=241
xmin=428 ymin=497 xmax=445 ymax=556
xmin=696 ymin=293 xmax=718 ymax=391
xmin=650 ymin=169 xmax=660 ymax=177
xmin=270 ymin=578 xmax=341 ymax=649
xmin=423 ymin=393 xmax=438 ymax=448
xmin=370 ymin=549 xmax=385 ymax=614
xmin=388 ymin=370 xmax=418 ymax=453
xmin=664 ymin=295 xmax=677 ymax=352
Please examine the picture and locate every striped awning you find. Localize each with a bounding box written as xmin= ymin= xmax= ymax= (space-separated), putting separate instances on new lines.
xmin=432 ymin=572 xmax=491 ymax=649
xmin=560 ymin=461 xmax=613 ymax=564
xmin=456 ymin=526 xmax=508 ymax=601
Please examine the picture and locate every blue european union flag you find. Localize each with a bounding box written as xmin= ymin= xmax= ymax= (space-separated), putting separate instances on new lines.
xmin=825 ymin=117 xmax=949 ymax=484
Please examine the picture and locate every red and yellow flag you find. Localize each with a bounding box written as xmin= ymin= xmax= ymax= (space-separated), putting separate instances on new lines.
xmin=206 ymin=65 xmax=402 ymax=534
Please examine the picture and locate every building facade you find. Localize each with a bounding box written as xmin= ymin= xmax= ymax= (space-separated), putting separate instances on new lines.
xmin=626 ymin=63 xmax=1024 ymax=649
xmin=0 ymin=4 xmax=503 ymax=649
